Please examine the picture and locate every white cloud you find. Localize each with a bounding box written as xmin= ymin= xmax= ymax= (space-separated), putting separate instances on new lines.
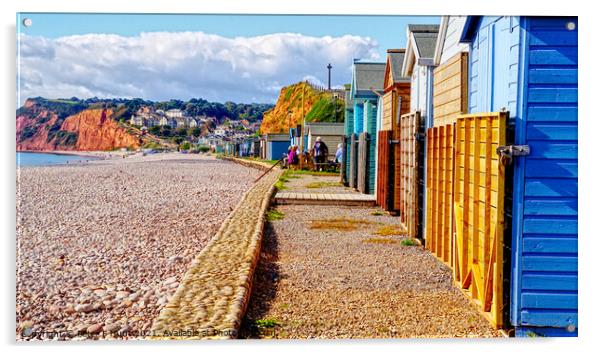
xmin=17 ymin=32 xmax=380 ymax=105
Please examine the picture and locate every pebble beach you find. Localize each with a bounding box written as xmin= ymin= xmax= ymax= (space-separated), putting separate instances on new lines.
xmin=16 ymin=153 xmax=260 ymax=340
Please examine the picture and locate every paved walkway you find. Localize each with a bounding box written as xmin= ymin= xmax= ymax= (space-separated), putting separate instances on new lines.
xmin=150 ymin=159 xmax=280 ymax=339
xmin=275 ymin=192 xmax=375 ymax=206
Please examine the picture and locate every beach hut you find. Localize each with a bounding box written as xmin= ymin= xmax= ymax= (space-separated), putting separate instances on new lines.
xmin=401 ymin=25 xmax=440 ymax=129
xmin=263 ymin=133 xmax=290 ymax=161
xmin=304 ymin=122 xmax=344 ymax=161
xmin=375 ymin=49 xmax=412 ymax=213
xmin=350 ymin=60 xmax=386 ymax=194
xmin=458 ymin=16 xmax=578 ymax=336
xmin=432 ymin=16 xmax=470 ymax=126
xmin=423 ymin=16 xmax=471 ymax=261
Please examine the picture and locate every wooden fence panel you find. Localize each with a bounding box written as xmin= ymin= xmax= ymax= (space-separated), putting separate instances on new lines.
xmin=376 ymin=130 xmax=392 ymax=209
xmin=349 ymin=134 xmax=357 ymax=189
xmin=357 ymin=132 xmax=369 ymax=193
xmin=433 ymin=52 xmax=468 ymax=127
xmin=425 ymin=124 xmax=455 ymax=266
xmin=453 ymin=112 xmax=507 ymax=328
xmin=399 ymin=112 xmax=423 ymax=239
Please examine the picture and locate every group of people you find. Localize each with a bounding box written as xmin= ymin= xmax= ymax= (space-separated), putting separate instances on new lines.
xmin=286 ymin=137 xmax=343 ymax=171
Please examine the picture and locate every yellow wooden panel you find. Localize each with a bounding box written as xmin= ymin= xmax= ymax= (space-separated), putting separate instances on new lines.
xmin=451 ymin=111 xmax=507 ymax=329
xmin=433 ymin=52 xmax=468 ymax=126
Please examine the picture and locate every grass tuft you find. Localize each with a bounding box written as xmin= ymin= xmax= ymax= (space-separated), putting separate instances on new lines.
xmin=290 ymin=169 xmax=339 ymax=177
xmin=370 ymin=210 xmax=388 ymax=216
xmin=373 ymin=225 xmax=406 ymax=236
xmin=305 ymin=181 xmax=341 ymax=189
xmin=401 ymin=238 xmax=419 ymax=246
xmin=254 ymin=318 xmax=279 ymax=328
xmin=309 ymin=217 xmax=375 ymax=231
xmin=362 ymin=238 xmax=398 ymax=245
xmin=266 ymin=209 xmax=285 ymax=221
xmin=275 ymin=170 xmax=293 ymax=190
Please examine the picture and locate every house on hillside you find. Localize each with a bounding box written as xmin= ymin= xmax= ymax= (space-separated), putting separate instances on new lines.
xmin=159 ymin=116 xmax=177 ymax=129
xmin=129 ymin=115 xmax=145 ymax=126
xmin=165 ymin=109 xmax=183 ymax=118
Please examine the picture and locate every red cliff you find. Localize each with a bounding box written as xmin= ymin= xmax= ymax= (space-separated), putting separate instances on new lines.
xmin=16 ymin=101 xmax=142 ymax=151
xmin=60 ymin=109 xmax=140 ymax=151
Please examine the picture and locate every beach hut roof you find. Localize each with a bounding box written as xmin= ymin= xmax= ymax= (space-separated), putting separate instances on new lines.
xmin=401 ymin=24 xmax=440 ymax=76
xmin=407 ymin=24 xmax=441 ymax=33
xmin=265 ymin=133 xmax=290 ymax=142
xmin=351 ymin=61 xmax=386 ymax=97
xmin=458 ymin=16 xmax=482 ymax=42
xmin=384 ymin=49 xmax=410 ymax=87
xmin=414 ymin=32 xmax=438 ymax=58
xmin=304 ymin=122 xmax=345 ymax=136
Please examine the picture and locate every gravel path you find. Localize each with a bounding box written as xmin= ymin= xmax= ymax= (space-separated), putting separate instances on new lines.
xmin=16 ymin=153 xmax=260 ymax=340
xmin=283 ymin=173 xmax=355 ymax=194
xmin=240 ymin=204 xmax=501 ymax=338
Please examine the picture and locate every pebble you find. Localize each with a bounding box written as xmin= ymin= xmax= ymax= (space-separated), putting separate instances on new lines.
xmin=103 ymin=323 xmax=121 ymax=333
xmin=86 ymin=323 xmax=103 ymax=334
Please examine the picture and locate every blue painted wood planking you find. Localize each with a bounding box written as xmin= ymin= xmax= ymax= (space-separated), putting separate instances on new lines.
xmin=526 ymin=123 xmax=577 ymax=140
xmin=525 ymin=178 xmax=578 ymax=197
xmin=528 ymin=88 xmax=578 ymax=103
xmin=529 ymin=48 xmax=577 ymax=66
xmin=529 ymin=31 xmax=578 ymax=46
xmin=354 ymin=103 xmax=364 ymax=135
xmin=524 ymin=160 xmax=577 ymax=178
xmin=522 ymin=255 xmax=577 ymax=272
xmin=520 ymin=310 xmax=577 ymax=327
xmin=523 ymin=198 xmax=577 ymax=216
xmin=523 ymin=237 xmax=578 ymax=253
xmin=527 ymin=106 xmax=577 ymax=122
xmin=522 ymin=217 xmax=577 ymax=235
xmin=522 ymin=273 xmax=577 ymax=291
xmin=516 ymin=326 xmax=577 ymax=337
xmin=528 ymin=141 xmax=577 ymax=159
xmin=521 ymin=293 xmax=578 ymax=309
xmin=528 ymin=68 xmax=578 ymax=84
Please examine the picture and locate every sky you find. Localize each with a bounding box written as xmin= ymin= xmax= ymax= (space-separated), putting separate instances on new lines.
xmin=17 ymin=13 xmax=440 ymax=105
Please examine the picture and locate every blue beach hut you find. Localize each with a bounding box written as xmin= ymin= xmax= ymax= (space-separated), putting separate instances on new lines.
xmin=459 ymin=16 xmax=578 ymax=337
xmin=350 ymin=60 xmax=386 ymax=194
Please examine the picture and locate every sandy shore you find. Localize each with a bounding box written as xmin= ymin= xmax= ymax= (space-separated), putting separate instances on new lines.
xmin=16 ymin=153 xmax=261 ymax=340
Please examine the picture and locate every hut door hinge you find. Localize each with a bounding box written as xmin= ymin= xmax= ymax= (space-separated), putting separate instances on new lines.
xmin=389 ymin=139 xmax=399 ymax=145
xmin=496 ymin=145 xmax=530 ymax=166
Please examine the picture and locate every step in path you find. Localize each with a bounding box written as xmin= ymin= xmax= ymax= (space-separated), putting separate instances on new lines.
xmin=150 ymin=158 xmax=280 ymax=339
xmin=275 ymin=191 xmax=376 ymax=206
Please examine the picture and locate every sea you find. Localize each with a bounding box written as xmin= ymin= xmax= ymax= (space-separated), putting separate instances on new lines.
xmin=17 ymin=152 xmax=98 ymax=167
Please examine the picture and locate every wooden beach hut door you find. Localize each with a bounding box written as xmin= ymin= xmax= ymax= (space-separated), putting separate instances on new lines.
xmin=399 ymin=112 xmax=423 ymax=239
xmin=453 ymin=112 xmax=508 ymax=328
